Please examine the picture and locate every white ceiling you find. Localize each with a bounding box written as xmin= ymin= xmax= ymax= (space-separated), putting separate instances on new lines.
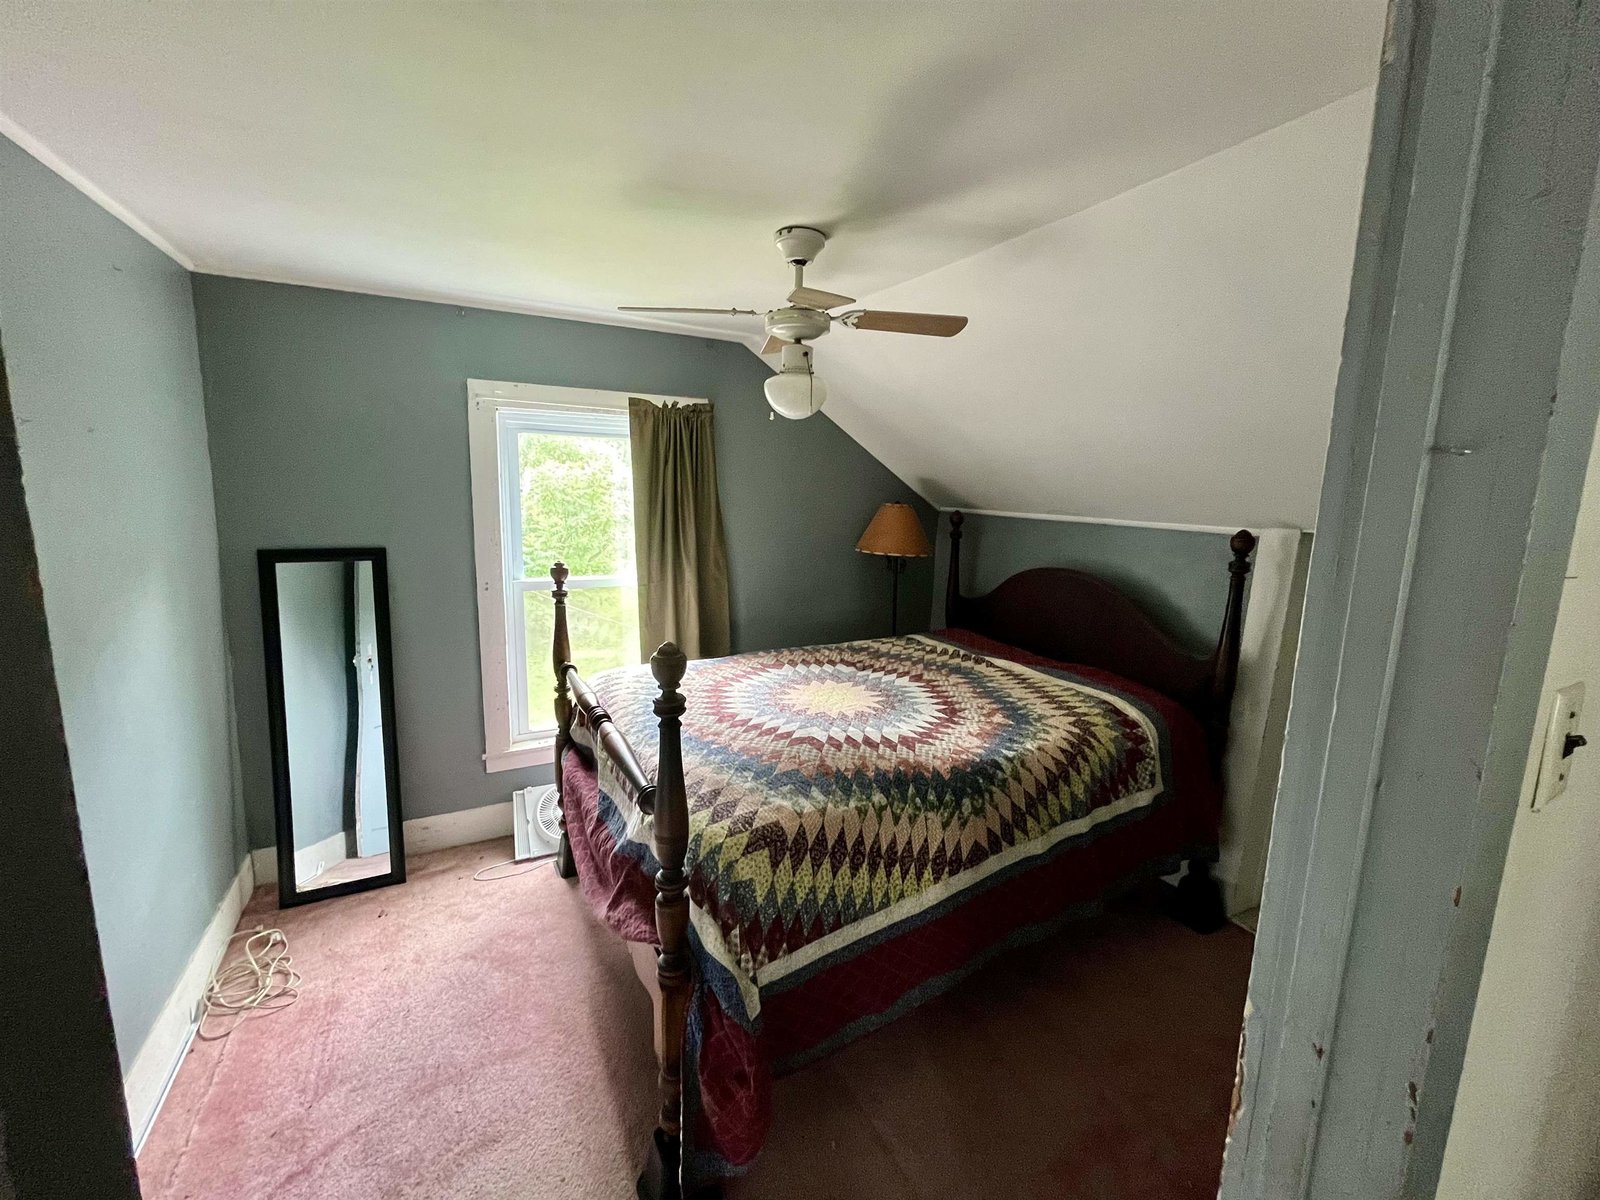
xmin=816 ymin=89 xmax=1377 ymax=531
xmin=0 ymin=0 xmax=1386 ymax=527
xmin=3 ymin=2 xmax=1379 ymax=330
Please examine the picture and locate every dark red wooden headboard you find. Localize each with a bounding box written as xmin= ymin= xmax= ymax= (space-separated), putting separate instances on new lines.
xmin=942 ymin=511 xmax=1256 ymax=761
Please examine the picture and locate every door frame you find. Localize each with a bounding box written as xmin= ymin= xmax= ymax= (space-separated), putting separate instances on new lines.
xmin=1221 ymin=1 xmax=1600 ymax=1196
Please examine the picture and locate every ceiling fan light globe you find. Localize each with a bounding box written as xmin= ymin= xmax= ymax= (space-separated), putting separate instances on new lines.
xmin=764 ymin=370 xmax=827 ymax=420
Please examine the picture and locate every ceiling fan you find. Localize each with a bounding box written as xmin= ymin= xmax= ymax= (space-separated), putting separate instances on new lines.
xmin=619 ymin=226 xmax=968 ymax=420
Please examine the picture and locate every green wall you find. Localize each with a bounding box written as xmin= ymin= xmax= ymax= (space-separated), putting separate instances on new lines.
xmin=191 ymin=276 xmax=933 ymax=847
xmin=0 ymin=135 xmax=242 ymax=1072
xmin=931 ymin=510 xmax=1242 ymax=652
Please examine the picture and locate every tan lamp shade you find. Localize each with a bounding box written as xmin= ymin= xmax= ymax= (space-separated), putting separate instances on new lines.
xmin=856 ymin=503 xmax=932 ymax=558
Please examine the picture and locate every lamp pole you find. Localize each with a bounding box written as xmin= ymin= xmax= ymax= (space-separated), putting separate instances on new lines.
xmin=888 ymin=556 xmax=904 ymax=635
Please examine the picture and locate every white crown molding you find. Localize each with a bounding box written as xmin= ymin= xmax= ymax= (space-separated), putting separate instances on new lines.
xmin=937 ymin=506 xmax=1303 ymax=537
xmin=1 ymin=113 xmax=196 ymax=270
xmin=2 ymin=116 xmax=760 ymax=345
xmin=194 ymin=266 xmax=759 ymax=344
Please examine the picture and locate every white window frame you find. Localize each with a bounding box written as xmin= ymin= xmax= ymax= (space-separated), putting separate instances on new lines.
xmin=467 ymin=379 xmax=706 ymax=773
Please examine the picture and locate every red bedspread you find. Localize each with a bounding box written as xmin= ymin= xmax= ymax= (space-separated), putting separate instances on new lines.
xmin=559 ymin=628 xmax=1221 ymax=1188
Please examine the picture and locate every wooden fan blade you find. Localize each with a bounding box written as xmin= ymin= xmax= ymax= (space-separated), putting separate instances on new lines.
xmin=849 ymin=311 xmax=968 ymax=336
xmin=617 ymin=306 xmax=760 ymax=316
xmin=788 ymin=286 xmax=856 ymax=310
xmin=759 ymin=335 xmax=790 ymax=355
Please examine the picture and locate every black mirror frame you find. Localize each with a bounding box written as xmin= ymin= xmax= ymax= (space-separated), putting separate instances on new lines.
xmin=258 ymin=547 xmax=406 ymax=907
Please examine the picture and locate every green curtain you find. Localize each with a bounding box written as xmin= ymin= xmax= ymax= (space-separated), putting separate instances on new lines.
xmin=628 ymin=398 xmax=731 ymax=659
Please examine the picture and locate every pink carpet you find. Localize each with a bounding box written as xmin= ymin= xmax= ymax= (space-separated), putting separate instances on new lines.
xmin=139 ymin=840 xmax=1251 ymax=1199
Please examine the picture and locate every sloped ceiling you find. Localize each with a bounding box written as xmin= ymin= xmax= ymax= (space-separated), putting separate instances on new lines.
xmin=813 ymin=90 xmax=1377 ymax=531
xmin=0 ymin=0 xmax=1386 ymax=528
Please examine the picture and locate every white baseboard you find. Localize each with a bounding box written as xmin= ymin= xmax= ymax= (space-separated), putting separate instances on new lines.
xmin=295 ymin=828 xmax=350 ymax=885
xmin=249 ymin=843 xmax=276 ymax=886
xmin=402 ymin=800 xmax=513 ymax=855
xmin=125 ymin=852 xmax=255 ymax=1152
xmin=251 ymin=800 xmax=514 ymax=887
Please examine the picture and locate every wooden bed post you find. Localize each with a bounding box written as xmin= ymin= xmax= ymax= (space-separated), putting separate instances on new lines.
xmin=642 ymin=641 xmax=691 ymax=1200
xmin=1206 ymin=530 xmax=1258 ymax=760
xmin=944 ymin=510 xmax=965 ymax=627
xmin=551 ymin=561 xmax=577 ymax=880
xmin=1167 ymin=529 xmax=1256 ymax=935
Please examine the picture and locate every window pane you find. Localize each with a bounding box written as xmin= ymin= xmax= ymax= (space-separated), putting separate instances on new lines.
xmin=517 ymin=431 xmax=634 ymax=580
xmin=523 ymin=586 xmax=640 ymax=733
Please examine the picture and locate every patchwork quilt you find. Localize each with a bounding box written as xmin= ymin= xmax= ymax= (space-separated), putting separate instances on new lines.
xmin=562 ymin=630 xmax=1220 ymax=1188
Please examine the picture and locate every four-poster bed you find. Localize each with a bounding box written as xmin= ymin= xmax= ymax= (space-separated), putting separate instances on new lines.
xmin=548 ymin=510 xmax=1256 ymax=1199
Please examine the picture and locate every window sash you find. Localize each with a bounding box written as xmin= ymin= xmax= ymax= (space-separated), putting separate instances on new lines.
xmin=497 ymin=410 xmax=637 ymax=741
xmin=516 ymin=573 xmax=633 ymax=593
xmin=496 ymin=407 xmax=631 ymax=586
xmin=507 ymin=573 xmax=637 ymax=740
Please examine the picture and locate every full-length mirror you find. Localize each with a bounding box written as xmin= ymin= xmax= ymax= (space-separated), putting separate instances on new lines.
xmin=259 ymin=548 xmax=405 ymax=905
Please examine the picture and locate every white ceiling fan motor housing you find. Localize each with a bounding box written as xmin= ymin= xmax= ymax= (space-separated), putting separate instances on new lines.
xmin=774 ymin=225 xmax=827 ymax=266
xmin=766 ymin=306 xmax=831 ymax=342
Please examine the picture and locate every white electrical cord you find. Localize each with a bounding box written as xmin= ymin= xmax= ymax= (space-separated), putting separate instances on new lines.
xmin=198 ymin=926 xmax=302 ymax=1041
xmin=197 ymin=859 xmax=543 ymax=1043
xmin=472 ymin=852 xmax=556 ymax=882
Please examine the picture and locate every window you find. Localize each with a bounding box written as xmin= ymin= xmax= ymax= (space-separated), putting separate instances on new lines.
xmin=467 ymin=380 xmax=700 ymax=772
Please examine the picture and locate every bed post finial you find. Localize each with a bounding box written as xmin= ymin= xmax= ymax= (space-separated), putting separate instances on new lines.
xmin=646 ymin=640 xmax=691 ymax=1199
xmin=1207 ymin=531 xmax=1256 ymax=762
xmin=551 ymin=562 xmax=577 ymax=879
xmin=945 ymin=510 xmax=965 ymax=627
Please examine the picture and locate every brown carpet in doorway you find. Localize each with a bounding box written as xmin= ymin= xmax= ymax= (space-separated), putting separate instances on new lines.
xmin=138 ymin=840 xmax=1252 ymax=1199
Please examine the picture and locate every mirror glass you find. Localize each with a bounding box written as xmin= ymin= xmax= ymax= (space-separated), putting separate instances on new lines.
xmin=262 ymin=550 xmax=404 ymax=903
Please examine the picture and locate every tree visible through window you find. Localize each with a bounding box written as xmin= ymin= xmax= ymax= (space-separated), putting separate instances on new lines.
xmin=503 ymin=412 xmax=641 ymax=739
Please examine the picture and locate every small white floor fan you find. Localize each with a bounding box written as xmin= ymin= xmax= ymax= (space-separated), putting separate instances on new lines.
xmin=513 ymin=785 xmax=563 ymax=861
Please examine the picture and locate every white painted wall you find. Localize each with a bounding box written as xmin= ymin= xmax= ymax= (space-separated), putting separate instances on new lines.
xmin=814 ymin=89 xmax=1376 ymax=532
xmin=1438 ymin=420 xmax=1600 ymax=1198
xmin=1219 ymin=529 xmax=1313 ymax=915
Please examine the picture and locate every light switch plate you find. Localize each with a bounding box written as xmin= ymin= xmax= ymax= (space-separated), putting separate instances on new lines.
xmin=1534 ymin=682 xmax=1585 ymax=811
